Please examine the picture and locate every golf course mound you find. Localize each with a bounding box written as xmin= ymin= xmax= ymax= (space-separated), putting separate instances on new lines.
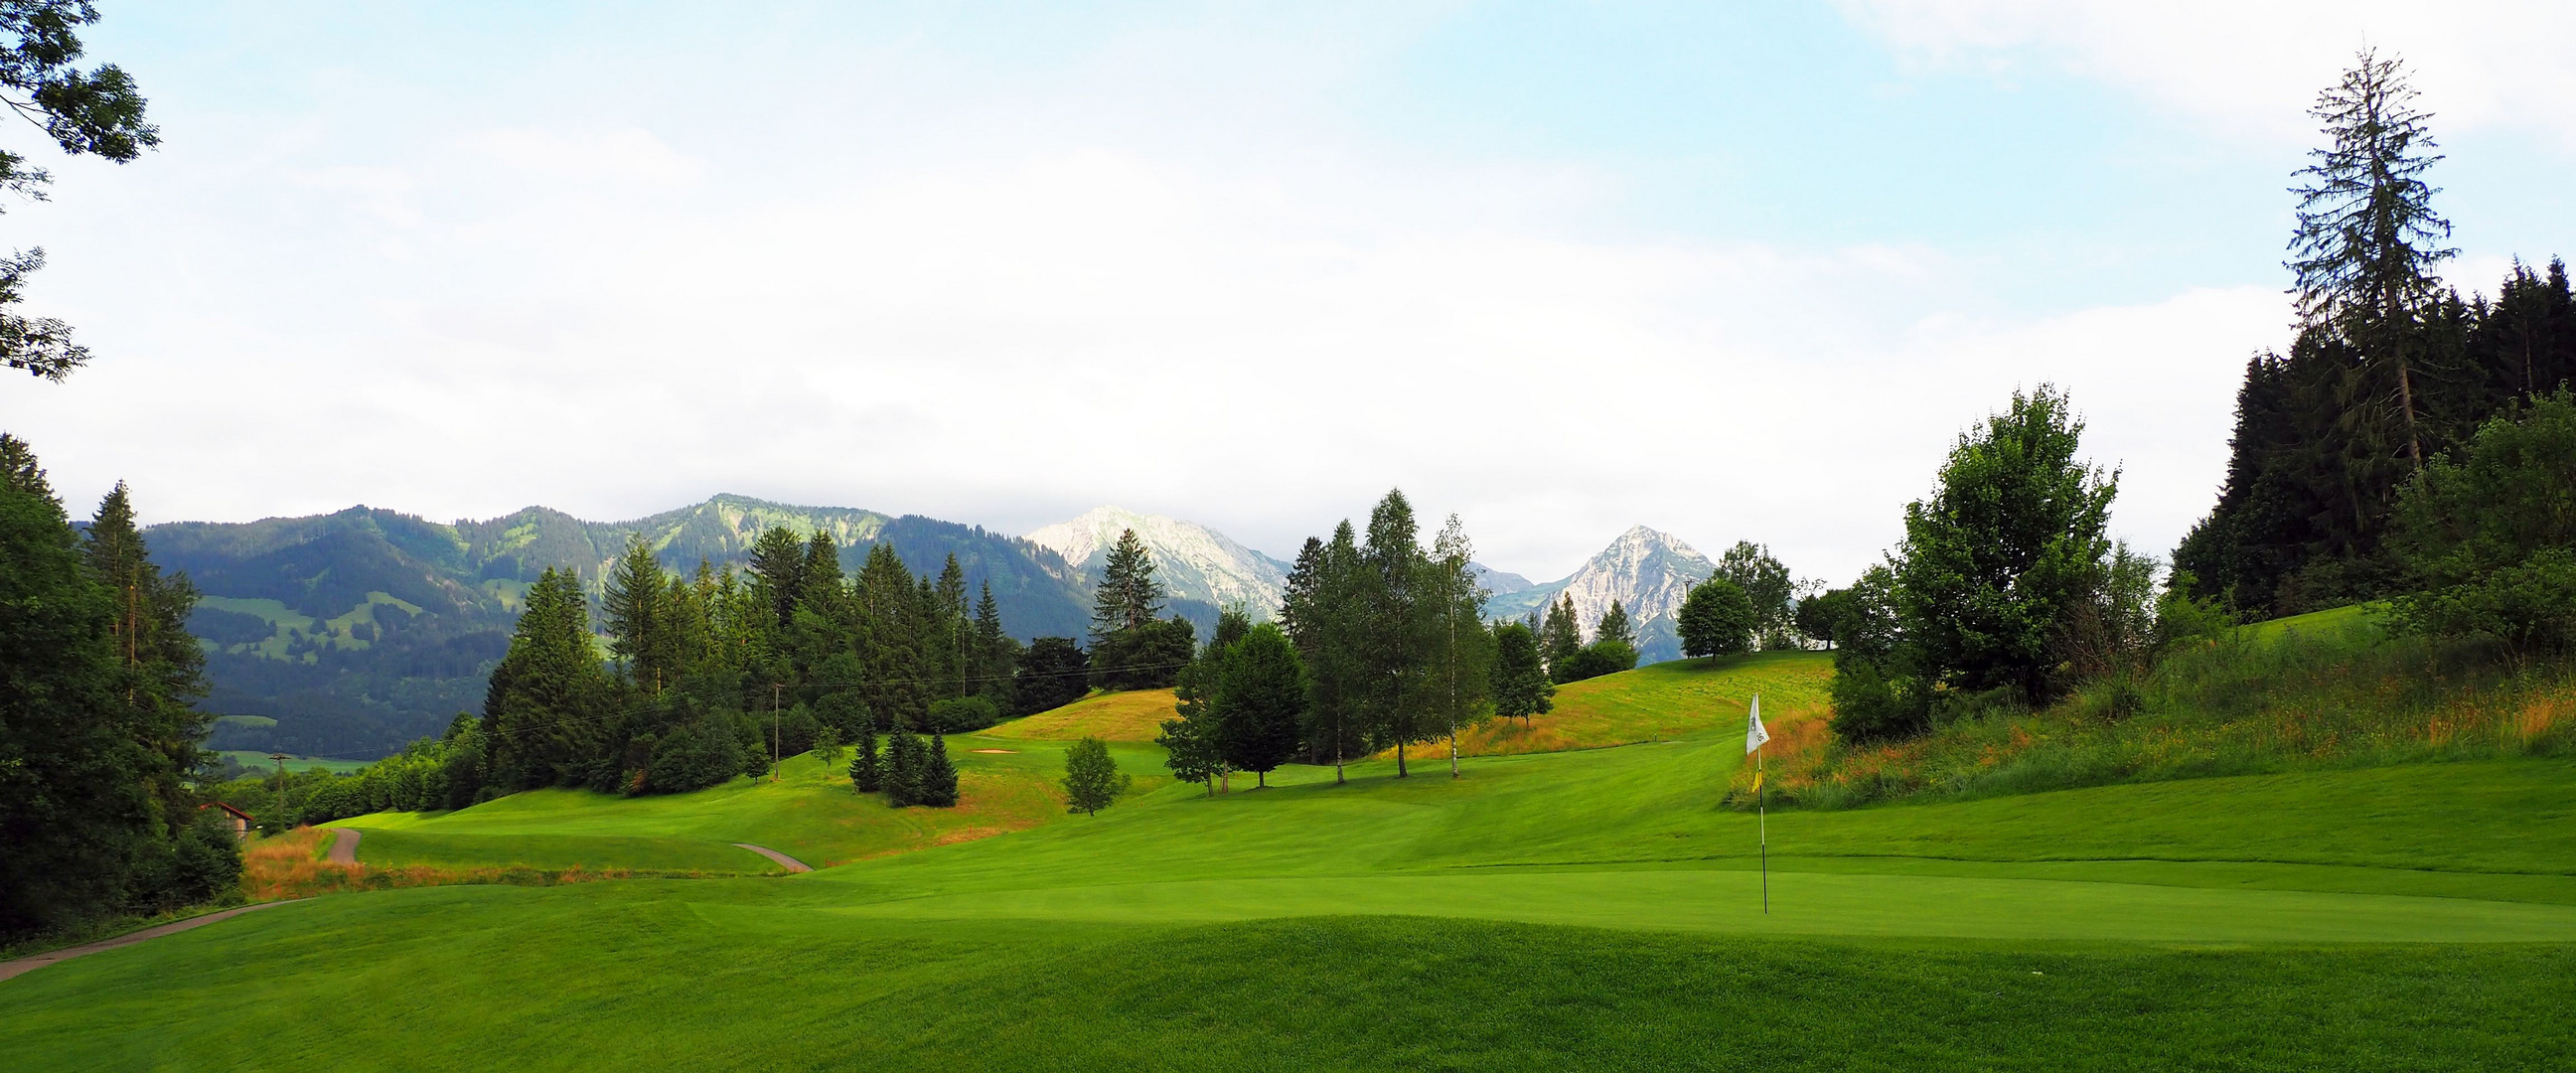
xmin=1440 ymin=651 xmax=1831 ymax=757
xmin=985 ymin=688 xmax=1180 ymax=742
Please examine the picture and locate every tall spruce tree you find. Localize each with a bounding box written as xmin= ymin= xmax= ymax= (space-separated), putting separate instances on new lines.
xmin=481 ymin=568 xmax=612 ymax=789
xmin=1282 ymin=525 xmax=1368 ymax=780
xmin=746 ymin=526 xmax=809 ymax=631
xmin=1489 ymin=621 xmax=1553 ymax=725
xmin=81 ymin=481 xmax=207 ymax=829
xmin=603 ymin=534 xmax=669 ymax=693
xmin=1595 ymin=600 xmax=1636 ymax=651
xmin=2289 ymin=49 xmax=2455 ymax=474
xmin=1089 ymin=528 xmax=1165 ymax=643
xmin=1539 ymin=593 xmax=1584 ymax=678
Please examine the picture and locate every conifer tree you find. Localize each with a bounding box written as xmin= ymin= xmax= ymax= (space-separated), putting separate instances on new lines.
xmin=481 ymin=568 xmax=612 ymax=789
xmin=1539 ymin=593 xmax=1584 ymax=680
xmin=81 ymin=482 xmax=208 ymax=828
xmin=1595 ymin=600 xmax=1636 ymax=651
xmin=604 ymin=534 xmax=669 ymax=692
xmin=849 ymin=727 xmax=881 ymax=792
xmin=1089 ymin=528 xmax=1165 ymax=644
xmin=917 ymin=733 xmax=960 ymax=807
xmin=2289 ymin=49 xmax=2456 ymax=473
xmin=1284 ymin=523 xmax=1368 ymax=780
xmin=1490 ymin=621 xmax=1554 ymax=725
xmin=881 ymin=728 xmax=924 ymax=806
xmin=972 ymin=581 xmax=1015 ymax=711
xmin=747 ymin=526 xmax=809 ymax=630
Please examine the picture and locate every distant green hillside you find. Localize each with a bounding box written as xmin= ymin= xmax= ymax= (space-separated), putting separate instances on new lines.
xmin=156 ymin=494 xmax=1092 ymax=759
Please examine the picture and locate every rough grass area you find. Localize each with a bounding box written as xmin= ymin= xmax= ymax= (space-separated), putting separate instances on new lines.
xmin=1759 ymin=606 xmax=2576 ymax=809
xmin=984 ymin=688 xmax=1179 ymax=741
xmin=1450 ymin=651 xmax=1831 ymax=756
xmin=236 ymin=827 xmax=716 ymax=901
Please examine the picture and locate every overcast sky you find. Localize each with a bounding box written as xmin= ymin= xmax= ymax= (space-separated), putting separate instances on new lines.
xmin=5 ymin=1 xmax=2574 ymax=583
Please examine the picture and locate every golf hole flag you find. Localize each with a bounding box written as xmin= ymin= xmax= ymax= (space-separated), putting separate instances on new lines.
xmin=1745 ymin=694 xmax=1769 ymax=755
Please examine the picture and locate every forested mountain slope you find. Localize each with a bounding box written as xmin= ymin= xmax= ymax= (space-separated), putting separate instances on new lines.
xmin=158 ymin=495 xmax=1089 ymax=759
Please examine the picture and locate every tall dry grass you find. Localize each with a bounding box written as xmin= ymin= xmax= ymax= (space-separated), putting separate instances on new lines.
xmin=1744 ymin=613 xmax=2576 ymax=810
xmin=238 ymin=827 xmax=732 ymax=902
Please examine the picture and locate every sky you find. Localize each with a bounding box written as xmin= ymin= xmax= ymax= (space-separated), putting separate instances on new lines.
xmin=4 ymin=1 xmax=2575 ymax=584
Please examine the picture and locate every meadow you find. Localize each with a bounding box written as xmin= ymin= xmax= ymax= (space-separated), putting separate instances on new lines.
xmin=7 ymin=650 xmax=2573 ymax=1069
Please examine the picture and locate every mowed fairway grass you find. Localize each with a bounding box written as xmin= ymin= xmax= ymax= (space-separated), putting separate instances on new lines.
xmin=9 ymin=657 xmax=2575 ymax=1069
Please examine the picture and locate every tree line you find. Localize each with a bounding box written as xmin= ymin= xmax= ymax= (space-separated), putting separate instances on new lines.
xmin=0 ymin=436 xmax=241 ymax=938
xmin=1807 ymin=51 xmax=2576 ymax=748
xmin=2176 ymin=51 xmax=2576 ymax=619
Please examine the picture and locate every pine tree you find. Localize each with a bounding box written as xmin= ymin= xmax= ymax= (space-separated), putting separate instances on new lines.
xmin=481 ymin=568 xmax=613 ymax=789
xmin=604 ymin=534 xmax=668 ymax=692
xmin=917 ymin=733 xmax=960 ymax=807
xmin=1089 ymin=528 xmax=1165 ymax=644
xmin=1490 ymin=621 xmax=1554 ymax=725
xmin=747 ymin=527 xmax=809 ymax=631
xmin=81 ymin=482 xmax=208 ymax=830
xmin=1539 ymin=593 xmax=1584 ymax=680
xmin=1595 ymin=600 xmax=1636 ymax=651
xmin=849 ymin=727 xmax=881 ymax=792
xmin=881 ymin=729 xmax=923 ymax=806
xmin=2289 ymin=49 xmax=2456 ymax=474
xmin=1284 ymin=523 xmax=1369 ymax=780
xmin=972 ymin=581 xmax=1015 ymax=711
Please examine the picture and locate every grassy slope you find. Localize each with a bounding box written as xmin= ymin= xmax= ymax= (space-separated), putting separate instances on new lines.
xmin=333 ymin=739 xmax=1167 ymax=871
xmin=984 ymin=688 xmax=1180 ymax=741
xmin=11 ymin=659 xmax=2576 ymax=1069
xmin=1456 ymin=651 xmax=1830 ymax=754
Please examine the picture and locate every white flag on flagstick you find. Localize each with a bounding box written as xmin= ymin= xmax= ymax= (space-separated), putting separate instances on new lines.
xmin=1744 ymin=694 xmax=1768 ymax=754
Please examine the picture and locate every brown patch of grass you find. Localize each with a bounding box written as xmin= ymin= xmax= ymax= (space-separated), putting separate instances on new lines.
xmin=239 ymin=827 xmax=729 ymax=901
xmin=984 ymin=689 xmax=1177 ymax=741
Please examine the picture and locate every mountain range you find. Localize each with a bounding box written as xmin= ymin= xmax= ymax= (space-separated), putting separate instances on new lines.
xmin=159 ymin=495 xmax=1724 ymax=758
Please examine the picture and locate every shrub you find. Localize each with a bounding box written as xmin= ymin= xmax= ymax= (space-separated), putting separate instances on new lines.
xmin=928 ymin=695 xmax=1001 ymax=733
xmin=1555 ymin=640 xmax=1637 ymax=684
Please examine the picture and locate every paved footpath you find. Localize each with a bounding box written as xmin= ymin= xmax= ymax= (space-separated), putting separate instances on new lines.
xmin=734 ymin=843 xmax=813 ymax=872
xmin=327 ymin=828 xmax=361 ymax=864
xmin=0 ymin=900 xmax=305 ymax=984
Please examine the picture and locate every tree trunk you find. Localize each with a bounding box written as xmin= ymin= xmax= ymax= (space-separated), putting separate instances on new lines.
xmin=1396 ymin=741 xmax=1407 ymax=778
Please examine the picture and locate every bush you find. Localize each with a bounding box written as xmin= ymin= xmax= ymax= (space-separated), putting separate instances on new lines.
xmin=1553 ymin=640 xmax=1637 ymax=684
xmin=646 ymin=716 xmax=742 ymax=794
xmin=928 ymin=695 xmax=1001 ymax=733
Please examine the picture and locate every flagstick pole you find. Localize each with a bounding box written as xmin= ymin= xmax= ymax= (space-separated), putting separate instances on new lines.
xmin=1758 ymin=741 xmax=1767 ymax=915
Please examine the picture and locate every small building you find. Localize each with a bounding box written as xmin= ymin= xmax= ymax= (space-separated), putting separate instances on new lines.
xmin=200 ymin=801 xmax=256 ymax=843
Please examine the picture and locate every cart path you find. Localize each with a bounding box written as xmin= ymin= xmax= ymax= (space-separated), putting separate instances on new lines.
xmin=0 ymin=900 xmax=306 ymax=984
xmin=734 ymin=843 xmax=812 ymax=872
xmin=327 ymin=828 xmax=360 ymax=864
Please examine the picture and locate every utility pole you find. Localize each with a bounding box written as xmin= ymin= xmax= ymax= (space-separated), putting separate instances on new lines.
xmin=268 ymin=752 xmax=291 ymax=834
xmin=771 ymin=682 xmax=784 ymax=782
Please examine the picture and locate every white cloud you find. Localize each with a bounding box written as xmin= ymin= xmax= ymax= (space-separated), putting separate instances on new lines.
xmin=1839 ymin=0 xmax=2576 ymax=143
xmin=5 ymin=129 xmax=2277 ymax=584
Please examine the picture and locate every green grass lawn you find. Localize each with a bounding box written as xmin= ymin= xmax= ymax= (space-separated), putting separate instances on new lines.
xmin=10 ymin=658 xmax=2574 ymax=1069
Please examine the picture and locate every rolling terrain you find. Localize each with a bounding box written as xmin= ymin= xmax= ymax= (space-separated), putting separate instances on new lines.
xmin=6 ymin=650 xmax=2572 ymax=1069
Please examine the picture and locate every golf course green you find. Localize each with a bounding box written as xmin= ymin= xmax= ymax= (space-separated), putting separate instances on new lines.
xmin=6 ymin=654 xmax=2571 ymax=1069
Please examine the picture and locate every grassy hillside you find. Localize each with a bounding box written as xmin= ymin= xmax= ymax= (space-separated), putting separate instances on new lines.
xmin=985 ymin=689 xmax=1180 ymax=742
xmin=325 ymin=738 xmax=1170 ymax=872
xmin=1764 ymin=605 xmax=2576 ymax=809
xmin=1456 ymin=651 xmax=1830 ymax=755
xmin=10 ymin=641 xmax=2573 ymax=1068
